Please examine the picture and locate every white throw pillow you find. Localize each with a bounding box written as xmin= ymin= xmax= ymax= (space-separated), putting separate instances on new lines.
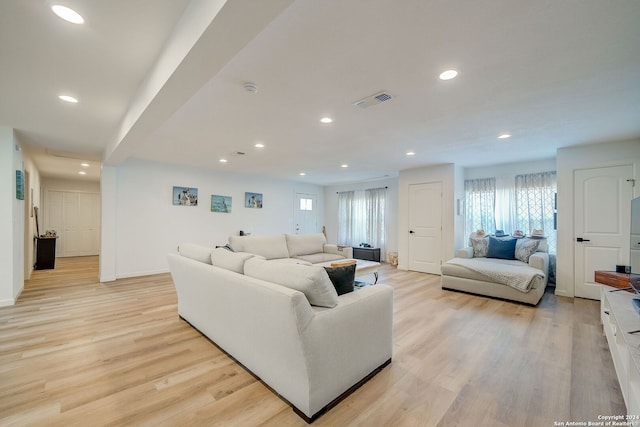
xmin=244 ymin=257 xmax=338 ymax=308
xmin=179 ymin=243 xmax=213 ymax=264
xmin=211 ymin=248 xmax=254 ymax=274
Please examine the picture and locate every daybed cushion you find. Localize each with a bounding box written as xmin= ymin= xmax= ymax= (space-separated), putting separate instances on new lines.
xmin=244 ymin=257 xmax=339 ymax=308
xmin=285 ymin=233 xmax=326 ymax=257
xmin=228 ymin=235 xmax=290 ymax=260
xmin=179 ymin=243 xmax=213 ymax=264
xmin=441 ymin=257 xmax=533 ymax=282
xmin=210 ymin=248 xmax=254 ymax=274
xmin=514 ymin=238 xmax=540 ymax=263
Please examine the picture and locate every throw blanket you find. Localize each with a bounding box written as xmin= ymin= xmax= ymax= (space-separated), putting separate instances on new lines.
xmin=446 ymin=258 xmax=545 ymax=293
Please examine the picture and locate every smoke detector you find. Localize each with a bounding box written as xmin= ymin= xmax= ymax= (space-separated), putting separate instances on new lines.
xmin=243 ymin=82 xmax=258 ymax=94
xmin=353 ymin=91 xmax=393 ymax=109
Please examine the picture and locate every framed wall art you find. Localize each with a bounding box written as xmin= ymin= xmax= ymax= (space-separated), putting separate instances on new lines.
xmin=211 ymin=195 xmax=232 ymax=213
xmin=173 ymin=186 xmax=198 ymax=206
xmin=245 ymin=192 xmax=263 ymax=209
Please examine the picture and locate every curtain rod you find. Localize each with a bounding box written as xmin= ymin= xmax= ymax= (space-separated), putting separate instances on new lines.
xmin=336 ymin=186 xmax=387 ymax=194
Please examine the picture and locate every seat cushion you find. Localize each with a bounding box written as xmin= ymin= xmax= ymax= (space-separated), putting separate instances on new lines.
xmin=210 ymin=248 xmax=254 ymax=274
xmin=244 ymin=257 xmax=338 ymax=308
xmin=285 ymin=233 xmax=327 ymax=257
xmin=228 ymin=235 xmax=290 ymax=260
xmin=179 ymin=243 xmax=213 ymax=264
xmin=294 ymin=253 xmax=346 ymax=264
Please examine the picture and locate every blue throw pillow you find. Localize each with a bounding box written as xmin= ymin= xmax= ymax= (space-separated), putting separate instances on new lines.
xmin=486 ymin=237 xmax=517 ymax=260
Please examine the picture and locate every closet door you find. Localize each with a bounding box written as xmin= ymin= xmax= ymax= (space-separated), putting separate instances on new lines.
xmin=44 ymin=190 xmax=100 ymax=257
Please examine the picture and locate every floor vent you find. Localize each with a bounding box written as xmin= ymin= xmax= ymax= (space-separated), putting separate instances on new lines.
xmin=353 ymin=91 xmax=393 ymax=109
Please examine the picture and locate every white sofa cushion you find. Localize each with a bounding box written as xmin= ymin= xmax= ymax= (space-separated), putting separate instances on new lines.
xmin=178 ymin=243 xmax=213 ymax=264
xmin=244 ymin=257 xmax=338 ymax=308
xmin=228 ymin=235 xmax=290 ymax=260
xmin=285 ymin=233 xmax=326 ymax=257
xmin=211 ymin=248 xmax=254 ymax=274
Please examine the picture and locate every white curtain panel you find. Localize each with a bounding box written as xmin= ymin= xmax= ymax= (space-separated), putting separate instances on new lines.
xmin=515 ymin=171 xmax=557 ymax=253
xmin=464 ymin=178 xmax=496 ymax=237
xmin=337 ymin=188 xmax=387 ymax=257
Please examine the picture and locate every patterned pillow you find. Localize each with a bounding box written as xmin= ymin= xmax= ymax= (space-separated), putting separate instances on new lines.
xmin=515 ymin=238 xmax=540 ymax=263
xmin=469 ymin=237 xmax=489 ymax=258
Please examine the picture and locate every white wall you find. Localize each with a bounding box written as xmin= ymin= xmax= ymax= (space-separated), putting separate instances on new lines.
xmin=397 ymin=164 xmax=458 ymax=270
xmin=464 ymin=158 xmax=556 ymax=180
xmin=323 ymin=177 xmax=399 ymax=261
xmin=42 ymin=178 xmax=100 ymax=193
xmin=22 ymin=149 xmax=42 ymax=280
xmin=556 ymin=139 xmax=640 ymax=298
xmin=100 ymin=159 xmax=324 ymax=280
xmin=0 ymin=128 xmax=25 ymax=306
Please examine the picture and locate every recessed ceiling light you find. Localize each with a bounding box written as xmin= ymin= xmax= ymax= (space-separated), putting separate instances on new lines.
xmin=59 ymin=95 xmax=78 ymax=103
xmin=78 ymin=171 xmax=86 ymax=175
xmin=219 ymin=158 xmax=228 ymax=163
xmin=299 ymin=172 xmax=306 ymax=176
xmin=80 ymin=162 xmax=90 ymax=167
xmin=51 ymin=5 xmax=84 ymax=24
xmin=498 ymin=133 xmax=512 ymax=139
xmin=406 ymin=151 xmax=415 ymax=156
xmin=254 ymin=143 xmax=265 ymax=148
xmin=341 ymin=164 xmax=349 ymax=168
xmin=320 ymin=117 xmax=333 ymax=124
xmin=439 ymin=70 xmax=458 ymax=80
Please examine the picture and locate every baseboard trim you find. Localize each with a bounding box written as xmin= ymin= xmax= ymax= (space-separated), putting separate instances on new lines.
xmin=179 ymin=315 xmax=391 ymax=423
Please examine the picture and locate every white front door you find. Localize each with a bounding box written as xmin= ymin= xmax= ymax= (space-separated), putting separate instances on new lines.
xmin=574 ymin=165 xmax=634 ymax=299
xmin=294 ymin=193 xmax=318 ymax=234
xmin=408 ymin=182 xmax=442 ymax=274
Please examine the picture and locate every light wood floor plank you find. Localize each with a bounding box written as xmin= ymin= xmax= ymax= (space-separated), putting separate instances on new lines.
xmin=0 ymin=256 xmax=625 ymax=426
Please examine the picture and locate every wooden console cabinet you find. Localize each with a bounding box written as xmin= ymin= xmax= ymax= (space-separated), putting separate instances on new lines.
xmin=600 ymin=285 xmax=640 ymax=415
xmin=595 ymin=270 xmax=632 ymax=291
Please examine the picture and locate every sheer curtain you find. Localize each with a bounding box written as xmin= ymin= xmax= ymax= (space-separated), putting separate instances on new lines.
xmin=464 ymin=178 xmax=496 ymax=236
xmin=337 ymin=187 xmax=386 ymax=256
xmin=515 ymin=171 xmax=557 ymax=253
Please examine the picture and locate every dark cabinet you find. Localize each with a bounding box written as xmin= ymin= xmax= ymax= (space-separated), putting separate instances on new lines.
xmin=352 ymin=247 xmax=381 ymax=262
xmin=35 ymin=237 xmax=57 ymax=270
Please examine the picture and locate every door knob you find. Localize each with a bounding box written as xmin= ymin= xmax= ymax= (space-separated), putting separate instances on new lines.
xmin=409 ymin=230 xmax=415 ymax=234
xmin=576 ymin=237 xmax=591 ymax=242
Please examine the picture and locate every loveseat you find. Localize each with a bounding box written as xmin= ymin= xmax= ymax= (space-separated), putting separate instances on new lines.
xmin=228 ymin=233 xmax=353 ymax=263
xmin=167 ymin=243 xmax=393 ymax=422
xmin=441 ymin=235 xmax=549 ymax=305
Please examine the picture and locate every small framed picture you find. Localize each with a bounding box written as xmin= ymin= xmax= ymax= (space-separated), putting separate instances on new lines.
xmin=245 ymin=192 xmax=263 ymax=209
xmin=173 ymin=186 xmax=198 ymax=206
xmin=211 ymin=195 xmax=232 ymax=213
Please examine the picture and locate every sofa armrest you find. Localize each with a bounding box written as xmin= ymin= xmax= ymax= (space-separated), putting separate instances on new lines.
xmin=300 ymin=284 xmax=393 ymax=415
xmin=456 ymin=247 xmax=473 ymax=258
xmin=529 ymin=251 xmax=549 ymax=273
xmin=324 ymin=244 xmax=353 ymax=259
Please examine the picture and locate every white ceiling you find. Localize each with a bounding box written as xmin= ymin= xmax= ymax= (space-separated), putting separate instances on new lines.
xmin=2 ymin=0 xmax=640 ymax=185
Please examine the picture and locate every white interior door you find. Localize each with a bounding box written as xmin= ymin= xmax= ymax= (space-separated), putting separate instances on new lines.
xmin=574 ymin=165 xmax=633 ymax=299
xmin=408 ymin=182 xmax=442 ymax=274
xmin=45 ymin=190 xmax=101 ymax=257
xmin=294 ymin=193 xmax=318 ymax=234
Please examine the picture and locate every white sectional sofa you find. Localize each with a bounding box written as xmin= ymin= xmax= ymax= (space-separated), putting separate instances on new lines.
xmin=441 ymin=236 xmax=549 ymax=305
xmin=228 ymin=233 xmax=353 ymax=263
xmin=167 ymin=243 xmax=393 ymax=422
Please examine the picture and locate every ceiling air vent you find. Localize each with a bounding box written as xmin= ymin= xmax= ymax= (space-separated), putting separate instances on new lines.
xmin=353 ymin=91 xmax=394 ymax=109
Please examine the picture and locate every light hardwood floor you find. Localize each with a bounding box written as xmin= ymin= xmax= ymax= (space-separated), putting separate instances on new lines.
xmin=0 ymin=257 xmax=625 ymax=426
